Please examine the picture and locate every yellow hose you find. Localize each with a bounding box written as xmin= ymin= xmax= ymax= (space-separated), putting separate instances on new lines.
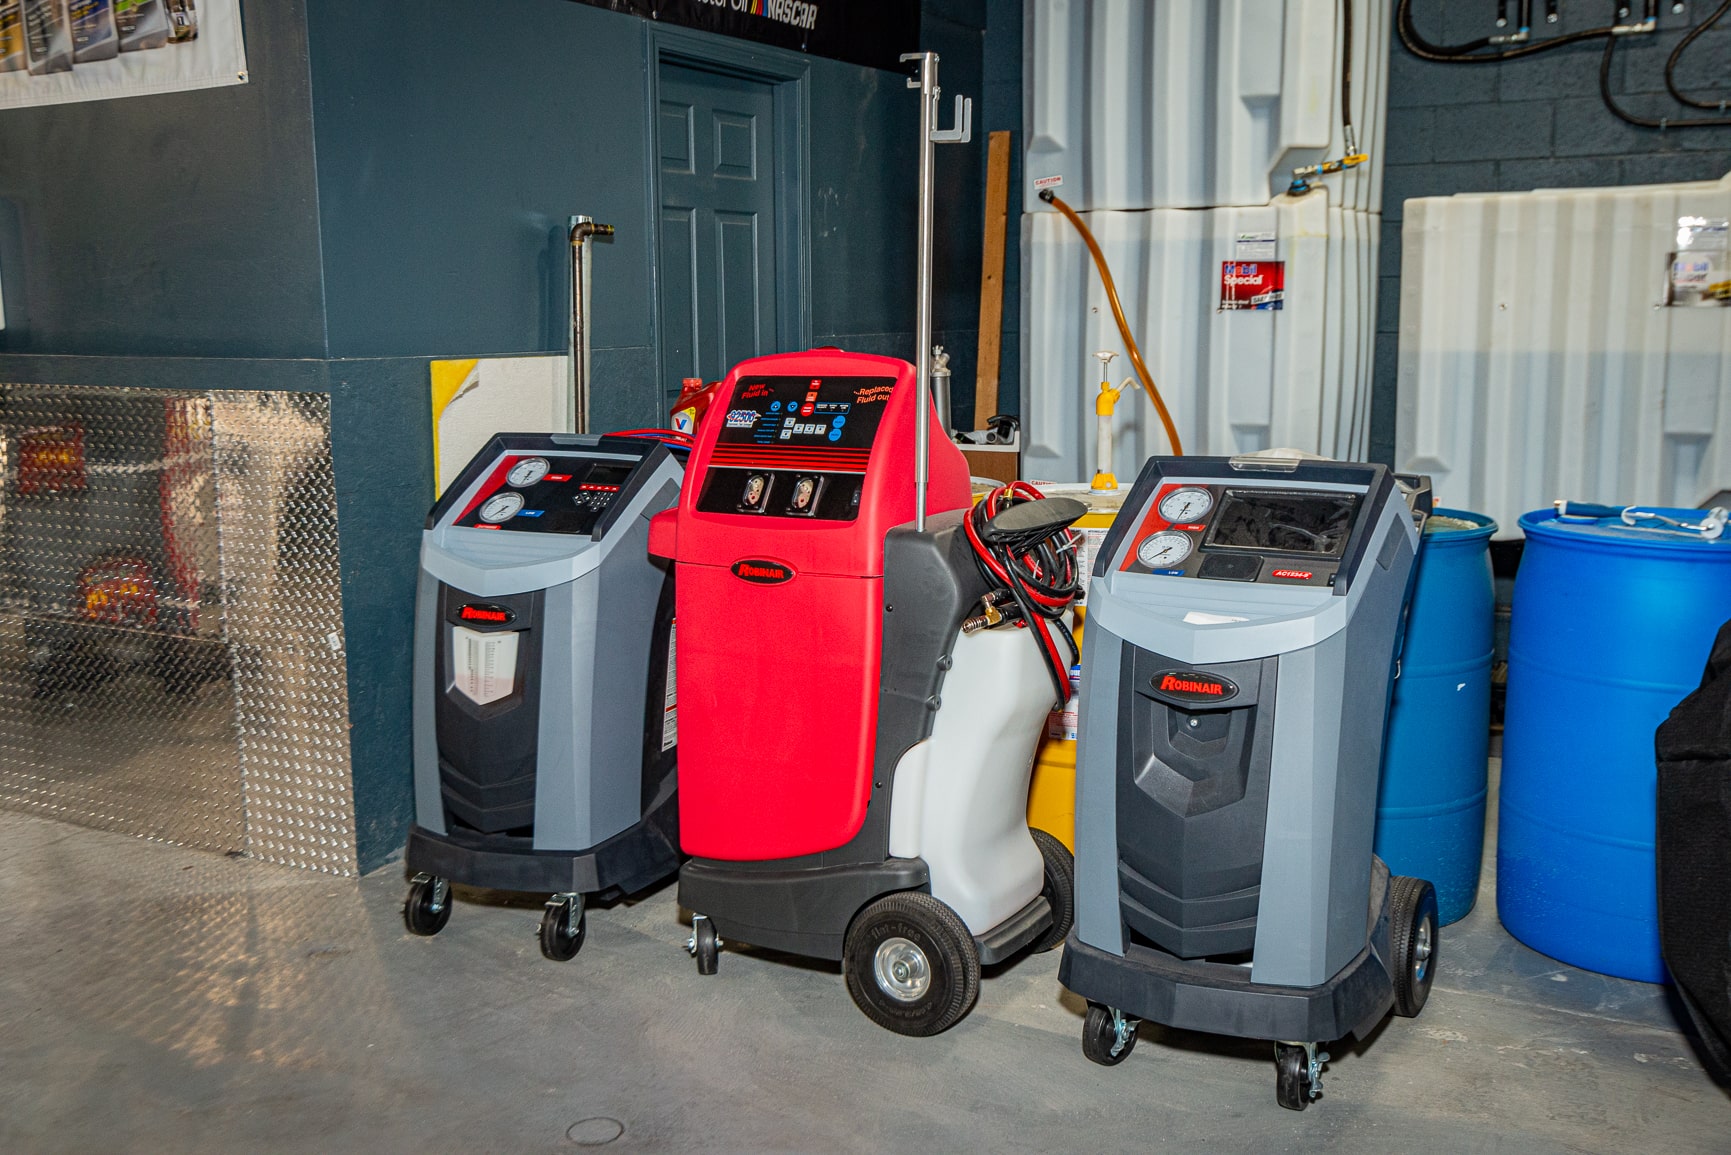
xmin=1041 ymin=190 xmax=1184 ymax=456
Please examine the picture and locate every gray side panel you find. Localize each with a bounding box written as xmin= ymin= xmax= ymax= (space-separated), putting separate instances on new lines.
xmin=585 ymin=483 xmax=676 ymax=842
xmin=1252 ymin=502 xmax=1414 ymax=987
xmin=1074 ymin=621 xmax=1127 ymax=955
xmin=411 ymin=566 xmax=446 ymax=836
xmin=532 ymin=573 xmax=600 ymax=851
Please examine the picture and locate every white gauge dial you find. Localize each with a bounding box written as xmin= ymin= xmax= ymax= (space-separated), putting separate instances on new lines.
xmin=479 ymin=491 xmax=525 ymax=523
xmin=1159 ymin=486 xmax=1213 ymax=523
xmin=1137 ymin=531 xmax=1194 ymax=569
xmin=507 ymin=457 xmax=551 ymax=488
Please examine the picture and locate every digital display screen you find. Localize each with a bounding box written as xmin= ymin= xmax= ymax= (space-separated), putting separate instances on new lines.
xmin=1205 ymin=489 xmax=1362 ymax=557
xmin=714 ymin=376 xmax=893 ymax=454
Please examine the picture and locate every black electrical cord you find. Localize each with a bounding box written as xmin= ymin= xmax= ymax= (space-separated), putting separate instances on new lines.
xmin=963 ymin=483 xmax=1083 ymax=703
xmin=1396 ymin=0 xmax=1623 ymax=62
xmin=1666 ymin=0 xmax=1731 ymax=111
xmin=1602 ymin=21 xmax=1731 ymax=128
xmin=1341 ymin=0 xmax=1354 ymax=146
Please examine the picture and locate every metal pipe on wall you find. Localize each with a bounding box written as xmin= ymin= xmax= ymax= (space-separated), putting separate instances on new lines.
xmin=568 ymin=215 xmax=614 ymax=435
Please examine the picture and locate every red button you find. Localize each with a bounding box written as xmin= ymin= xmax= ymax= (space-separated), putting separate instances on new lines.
xmin=1271 ymin=569 xmax=1313 ymax=580
xmin=800 ymin=403 xmax=815 ymax=416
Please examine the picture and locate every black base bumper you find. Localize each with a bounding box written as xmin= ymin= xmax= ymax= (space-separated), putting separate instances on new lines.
xmin=405 ymin=788 xmax=682 ymax=900
xmin=680 ymin=856 xmax=931 ymax=962
xmin=1059 ymin=866 xmax=1395 ymax=1044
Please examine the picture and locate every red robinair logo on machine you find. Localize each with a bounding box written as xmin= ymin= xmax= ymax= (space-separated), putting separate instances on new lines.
xmin=731 ymin=558 xmax=796 ymax=585
xmin=1150 ymin=670 xmax=1239 ymax=705
xmin=458 ymin=603 xmax=517 ymax=625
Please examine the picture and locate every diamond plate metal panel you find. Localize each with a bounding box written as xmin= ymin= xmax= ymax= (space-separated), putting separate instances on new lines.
xmin=210 ymin=391 xmax=356 ymax=876
xmin=0 ymin=384 xmax=357 ymax=876
xmin=0 ymin=385 xmax=243 ymax=853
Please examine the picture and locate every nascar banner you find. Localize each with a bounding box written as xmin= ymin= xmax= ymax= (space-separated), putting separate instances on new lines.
xmin=570 ymin=0 xmax=919 ymax=71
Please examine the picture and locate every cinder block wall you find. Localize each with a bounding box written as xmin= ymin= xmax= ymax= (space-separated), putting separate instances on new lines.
xmin=1372 ymin=1 xmax=1731 ymax=464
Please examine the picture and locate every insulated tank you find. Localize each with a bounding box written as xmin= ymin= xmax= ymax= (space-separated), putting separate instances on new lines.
xmin=1375 ymin=509 xmax=1496 ymax=926
xmin=1499 ymin=507 xmax=1731 ymax=982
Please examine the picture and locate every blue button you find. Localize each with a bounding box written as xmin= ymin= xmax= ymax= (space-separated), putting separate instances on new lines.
xmin=828 ymin=428 xmax=843 ymax=441
xmin=518 ymin=509 xmax=545 ymax=518
xmin=1152 ymin=567 xmax=1184 ymax=576
xmin=832 ymin=414 xmax=846 ymax=427
xmin=770 ymin=401 xmax=781 ymax=412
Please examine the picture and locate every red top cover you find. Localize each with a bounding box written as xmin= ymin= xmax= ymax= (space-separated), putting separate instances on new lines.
xmin=655 ymin=350 xmax=970 ymax=861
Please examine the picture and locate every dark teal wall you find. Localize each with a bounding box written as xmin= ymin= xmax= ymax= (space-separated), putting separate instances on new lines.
xmin=0 ymin=0 xmax=326 ymax=359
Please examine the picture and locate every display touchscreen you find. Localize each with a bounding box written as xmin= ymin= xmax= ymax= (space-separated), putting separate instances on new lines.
xmin=1205 ymin=489 xmax=1362 ymax=557
xmin=714 ymin=376 xmax=893 ymax=453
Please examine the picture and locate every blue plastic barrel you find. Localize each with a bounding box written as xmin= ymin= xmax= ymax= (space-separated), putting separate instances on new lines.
xmin=1376 ymin=509 xmax=1497 ymax=926
xmin=1499 ymin=507 xmax=1731 ymax=982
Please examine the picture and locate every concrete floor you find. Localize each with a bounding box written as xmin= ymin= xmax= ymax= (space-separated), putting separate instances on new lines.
xmin=3 ymin=785 xmax=1728 ymax=1153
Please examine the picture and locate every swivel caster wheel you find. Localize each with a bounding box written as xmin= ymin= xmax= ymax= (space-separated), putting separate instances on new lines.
xmin=540 ymin=893 xmax=587 ymax=961
xmin=1081 ymin=1003 xmax=1137 ymax=1066
xmin=1274 ymin=1042 xmax=1328 ymax=1111
xmin=688 ymin=914 xmax=720 ymax=975
xmin=404 ymin=874 xmax=452 ymax=936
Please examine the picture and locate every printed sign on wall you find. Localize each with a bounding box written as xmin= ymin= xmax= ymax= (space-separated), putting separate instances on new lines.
xmin=0 ymin=0 xmax=245 ymax=111
xmin=568 ymin=0 xmax=919 ymax=71
xmin=1219 ymin=261 xmax=1285 ymax=312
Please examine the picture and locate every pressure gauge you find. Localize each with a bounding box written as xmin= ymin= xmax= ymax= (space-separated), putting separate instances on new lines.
xmin=1159 ymin=486 xmax=1213 ymax=524
xmin=478 ymin=491 xmax=525 ymax=523
xmin=1137 ymin=531 xmax=1194 ymax=569
xmin=507 ymin=457 xmax=551 ymax=488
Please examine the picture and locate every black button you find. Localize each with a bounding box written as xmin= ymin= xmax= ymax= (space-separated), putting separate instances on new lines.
xmin=1197 ymin=553 xmax=1262 ymax=582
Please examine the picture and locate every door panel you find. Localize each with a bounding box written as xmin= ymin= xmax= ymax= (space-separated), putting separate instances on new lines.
xmin=657 ymin=63 xmax=779 ymax=394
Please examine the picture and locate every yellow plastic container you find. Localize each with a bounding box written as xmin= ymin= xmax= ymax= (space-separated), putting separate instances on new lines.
xmin=1025 ymin=485 xmax=1126 ymax=851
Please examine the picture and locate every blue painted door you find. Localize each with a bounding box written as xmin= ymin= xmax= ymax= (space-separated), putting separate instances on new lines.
xmin=657 ymin=63 xmax=780 ymax=397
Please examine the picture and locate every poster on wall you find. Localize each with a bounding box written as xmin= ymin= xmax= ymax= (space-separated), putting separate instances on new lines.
xmin=0 ymin=0 xmax=245 ymax=111
xmin=568 ymin=0 xmax=919 ymax=72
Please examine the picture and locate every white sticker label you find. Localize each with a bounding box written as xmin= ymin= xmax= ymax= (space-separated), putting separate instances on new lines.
xmin=1033 ymin=174 xmax=1064 ymax=190
xmin=661 ymin=618 xmax=678 ymax=752
xmin=452 ymin=625 xmax=518 ymax=706
xmin=1673 ymin=255 xmax=1713 ymax=288
xmin=1074 ymin=526 xmax=1109 ymax=603
xmin=1234 ymin=231 xmax=1277 ymax=261
xmin=1045 ymin=666 xmax=1083 ymax=741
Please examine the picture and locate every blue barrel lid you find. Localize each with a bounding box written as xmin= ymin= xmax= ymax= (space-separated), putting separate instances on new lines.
xmin=1424 ymin=507 xmax=1497 ymax=541
xmin=1521 ymin=506 xmax=1731 ymax=557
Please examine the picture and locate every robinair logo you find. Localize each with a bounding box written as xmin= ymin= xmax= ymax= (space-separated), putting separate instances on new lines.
xmin=1151 ymin=670 xmax=1239 ymax=705
xmin=458 ymin=603 xmax=516 ymax=626
xmin=731 ymin=558 xmax=796 ymax=585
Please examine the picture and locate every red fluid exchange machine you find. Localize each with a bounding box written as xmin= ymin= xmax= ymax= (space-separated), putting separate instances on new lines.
xmin=649 ymin=348 xmax=1085 ymax=1035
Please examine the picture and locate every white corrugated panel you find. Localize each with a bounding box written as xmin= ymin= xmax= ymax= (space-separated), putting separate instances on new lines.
xmin=1022 ymin=192 xmax=1378 ymax=484
xmin=1396 ymin=172 xmax=1731 ymax=539
xmin=1025 ymin=0 xmax=1388 ymax=212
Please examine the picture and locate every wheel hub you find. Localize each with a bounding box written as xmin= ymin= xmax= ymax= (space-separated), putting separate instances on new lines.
xmin=872 ymin=937 xmax=931 ymax=1003
xmin=1414 ymin=916 xmax=1434 ymax=983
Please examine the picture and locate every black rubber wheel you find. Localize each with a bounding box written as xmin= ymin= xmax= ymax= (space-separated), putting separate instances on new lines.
xmin=1275 ymin=1043 xmax=1312 ymax=1111
xmin=403 ymin=876 xmax=451 ymax=936
xmin=843 ymin=892 xmax=981 ymax=1036
xmin=1389 ymin=875 xmax=1439 ymax=1017
xmin=1030 ymin=829 xmax=1075 ymax=953
xmin=694 ymin=917 xmax=719 ymax=975
xmin=1081 ymin=1002 xmax=1137 ymax=1066
xmin=539 ymin=896 xmax=587 ymax=962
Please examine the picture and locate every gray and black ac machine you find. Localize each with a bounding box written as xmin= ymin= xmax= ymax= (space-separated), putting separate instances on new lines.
xmin=1060 ymin=454 xmax=1435 ymax=1111
xmin=403 ymin=432 xmax=685 ymax=961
